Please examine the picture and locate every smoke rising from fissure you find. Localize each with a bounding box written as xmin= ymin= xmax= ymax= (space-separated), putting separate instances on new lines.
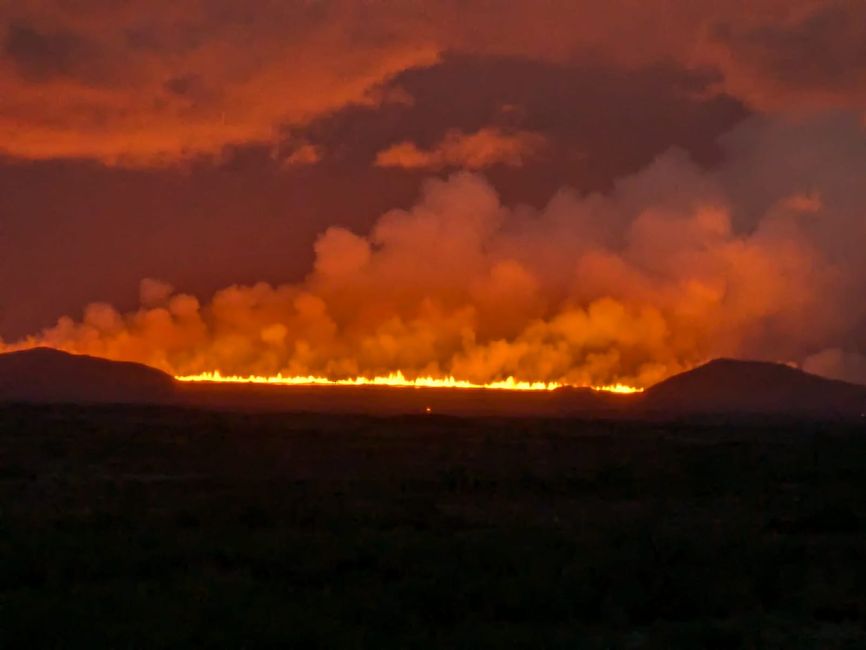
xmin=4 ymin=114 xmax=866 ymax=387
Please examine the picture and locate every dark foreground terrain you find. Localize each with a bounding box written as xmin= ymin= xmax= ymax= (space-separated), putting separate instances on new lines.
xmin=2 ymin=404 xmax=866 ymax=648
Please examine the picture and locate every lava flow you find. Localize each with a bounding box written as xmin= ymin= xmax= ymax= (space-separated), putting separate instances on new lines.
xmin=174 ymin=370 xmax=642 ymax=394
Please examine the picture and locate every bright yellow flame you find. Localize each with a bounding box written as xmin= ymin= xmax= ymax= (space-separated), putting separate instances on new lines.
xmin=174 ymin=370 xmax=643 ymax=394
xmin=593 ymin=383 xmax=645 ymax=394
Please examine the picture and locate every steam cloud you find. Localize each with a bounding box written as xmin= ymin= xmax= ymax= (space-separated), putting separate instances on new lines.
xmin=3 ymin=114 xmax=866 ymax=387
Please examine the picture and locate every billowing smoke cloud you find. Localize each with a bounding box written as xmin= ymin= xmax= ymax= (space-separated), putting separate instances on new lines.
xmin=5 ymin=114 xmax=865 ymax=387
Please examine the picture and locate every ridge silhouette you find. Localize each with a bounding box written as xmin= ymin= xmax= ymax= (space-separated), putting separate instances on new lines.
xmin=642 ymin=358 xmax=866 ymax=416
xmin=2 ymin=349 xmax=865 ymax=417
xmin=0 ymin=347 xmax=175 ymax=404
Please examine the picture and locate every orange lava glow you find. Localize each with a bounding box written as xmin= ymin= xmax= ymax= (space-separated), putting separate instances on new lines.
xmin=174 ymin=370 xmax=643 ymax=394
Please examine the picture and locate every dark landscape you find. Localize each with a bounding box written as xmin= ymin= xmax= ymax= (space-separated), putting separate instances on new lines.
xmin=5 ymin=348 xmax=866 ymax=418
xmin=2 ymin=350 xmax=866 ymax=647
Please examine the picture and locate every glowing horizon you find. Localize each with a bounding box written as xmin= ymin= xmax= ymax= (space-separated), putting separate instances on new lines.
xmin=174 ymin=370 xmax=643 ymax=394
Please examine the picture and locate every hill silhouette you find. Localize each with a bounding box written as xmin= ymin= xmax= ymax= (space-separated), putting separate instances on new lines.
xmin=0 ymin=348 xmax=176 ymax=404
xmin=2 ymin=349 xmax=865 ymax=417
xmin=642 ymin=358 xmax=866 ymax=416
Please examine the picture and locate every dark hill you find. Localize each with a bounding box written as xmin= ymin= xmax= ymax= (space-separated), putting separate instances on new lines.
xmin=0 ymin=348 xmax=176 ymax=404
xmin=643 ymin=358 xmax=866 ymax=416
xmin=3 ymin=349 xmax=865 ymax=418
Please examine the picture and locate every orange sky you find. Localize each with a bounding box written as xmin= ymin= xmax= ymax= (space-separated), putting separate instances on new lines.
xmin=2 ymin=1 xmax=866 ymax=385
xmin=2 ymin=1 xmax=864 ymax=162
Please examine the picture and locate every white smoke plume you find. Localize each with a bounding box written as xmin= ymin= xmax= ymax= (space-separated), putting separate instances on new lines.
xmin=4 ymin=114 xmax=865 ymax=387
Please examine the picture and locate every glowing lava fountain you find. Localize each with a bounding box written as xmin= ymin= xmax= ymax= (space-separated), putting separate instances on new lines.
xmin=174 ymin=370 xmax=642 ymax=394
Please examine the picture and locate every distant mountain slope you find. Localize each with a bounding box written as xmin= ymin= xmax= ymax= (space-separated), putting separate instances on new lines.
xmin=643 ymin=358 xmax=866 ymax=416
xmin=0 ymin=348 xmax=176 ymax=404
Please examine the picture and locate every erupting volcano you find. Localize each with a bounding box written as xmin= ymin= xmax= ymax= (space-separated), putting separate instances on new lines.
xmin=3 ymin=0 xmax=866 ymax=403
xmin=6 ymin=161 xmax=866 ymax=394
xmin=7 ymin=3 xmax=866 ymax=644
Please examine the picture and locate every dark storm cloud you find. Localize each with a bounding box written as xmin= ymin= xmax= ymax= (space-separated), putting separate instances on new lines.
xmin=0 ymin=0 xmax=862 ymax=164
xmin=294 ymin=57 xmax=746 ymax=200
xmin=708 ymin=1 xmax=866 ymax=110
xmin=6 ymin=22 xmax=87 ymax=81
xmin=0 ymin=0 xmax=441 ymax=162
